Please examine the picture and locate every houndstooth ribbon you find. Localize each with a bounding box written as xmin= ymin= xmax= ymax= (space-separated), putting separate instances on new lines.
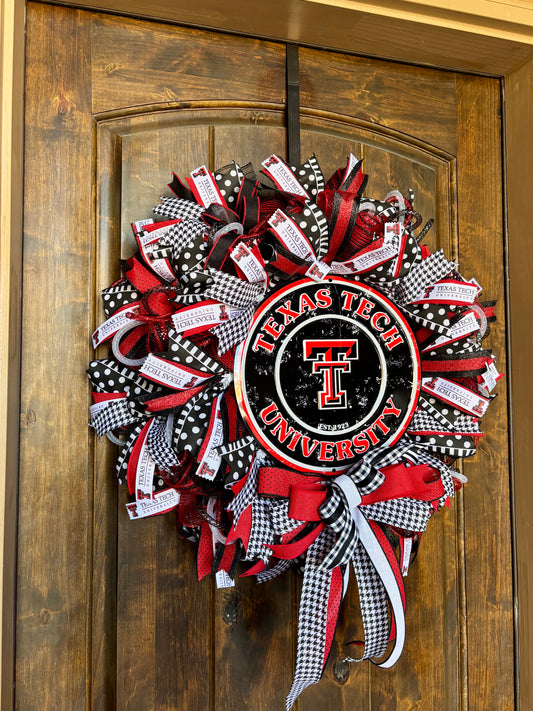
xmin=211 ymin=302 xmax=256 ymax=354
xmin=203 ymin=269 xmax=266 ymax=353
xmin=286 ymin=527 xmax=338 ymax=710
xmin=151 ymin=220 xmax=206 ymax=261
xmin=90 ymin=397 xmax=138 ymax=438
xmin=394 ymin=250 xmax=456 ymax=305
xmin=231 ymin=441 xmax=453 ymax=709
xmin=205 ymin=268 xmax=265 ymax=309
xmin=152 ymin=196 xmax=204 ymax=222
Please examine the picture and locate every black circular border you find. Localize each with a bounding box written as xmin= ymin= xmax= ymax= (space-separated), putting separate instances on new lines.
xmin=234 ymin=277 xmax=421 ymax=474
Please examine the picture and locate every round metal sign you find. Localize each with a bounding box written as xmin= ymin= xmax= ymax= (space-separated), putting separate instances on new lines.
xmin=235 ymin=277 xmax=420 ymax=473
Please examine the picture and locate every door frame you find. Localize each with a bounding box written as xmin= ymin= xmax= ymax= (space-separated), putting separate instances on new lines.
xmin=1 ymin=2 xmax=531 ymax=709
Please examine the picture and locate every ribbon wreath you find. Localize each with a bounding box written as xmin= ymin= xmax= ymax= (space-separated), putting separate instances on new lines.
xmin=88 ymin=153 xmax=499 ymax=708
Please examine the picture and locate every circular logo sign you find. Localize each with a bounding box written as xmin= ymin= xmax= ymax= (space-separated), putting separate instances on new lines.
xmin=234 ymin=277 xmax=420 ymax=474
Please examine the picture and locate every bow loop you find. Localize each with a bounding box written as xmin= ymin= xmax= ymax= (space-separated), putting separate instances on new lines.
xmin=316 ymin=484 xmax=359 ymax=571
xmin=288 ymin=483 xmax=327 ymax=522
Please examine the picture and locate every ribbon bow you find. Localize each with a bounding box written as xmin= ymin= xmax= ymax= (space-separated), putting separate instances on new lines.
xmin=285 ymin=471 xmax=408 ymax=709
xmin=225 ymin=446 xmax=453 ymax=710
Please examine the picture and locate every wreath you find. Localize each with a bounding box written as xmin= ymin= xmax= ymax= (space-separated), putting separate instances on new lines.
xmin=88 ymin=153 xmax=499 ymax=708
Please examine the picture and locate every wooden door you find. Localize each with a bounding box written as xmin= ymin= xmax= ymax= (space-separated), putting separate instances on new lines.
xmin=19 ymin=4 xmax=513 ymax=710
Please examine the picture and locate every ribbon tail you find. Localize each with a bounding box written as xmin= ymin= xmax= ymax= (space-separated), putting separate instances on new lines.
xmin=256 ymin=558 xmax=292 ymax=583
xmin=335 ymin=473 xmax=406 ymax=668
xmin=351 ymin=508 xmax=406 ymax=667
xmin=268 ymin=522 xmax=324 ymax=560
xmin=286 ymin=527 xmax=340 ymax=711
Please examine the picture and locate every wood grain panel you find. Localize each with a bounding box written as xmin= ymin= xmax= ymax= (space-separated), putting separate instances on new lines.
xmin=115 ymin=513 xmax=212 ymax=711
xmin=456 ymin=74 xmax=514 ymax=711
xmin=120 ymin=124 xmax=211 ymax=249
xmin=301 ymin=128 xmax=363 ymax=187
xmin=31 ymin=0 xmax=533 ymax=75
xmin=299 ymin=47 xmax=458 ymax=156
xmin=96 ymin=119 xmax=214 ymax=711
xmin=212 ymin=115 xmax=287 ymax=168
xmin=505 ymin=57 xmax=533 ymax=711
xmin=0 ymin=0 xmax=25 ymax=706
xmin=363 ymin=149 xmax=439 ymax=251
xmin=213 ymin=574 xmax=295 ymax=711
xmin=92 ymin=121 xmax=123 ymax=711
xmin=90 ymin=13 xmax=286 ymax=115
xmin=362 ymin=146 xmax=461 ymax=711
xmin=210 ymin=118 xmax=297 ymax=711
xmin=18 ymin=5 xmax=93 ymax=710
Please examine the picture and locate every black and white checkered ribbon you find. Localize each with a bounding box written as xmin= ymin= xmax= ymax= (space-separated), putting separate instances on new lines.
xmin=256 ymin=557 xmax=292 ymax=583
xmin=317 ymin=486 xmax=359 ymax=570
xmin=147 ymin=414 xmax=180 ymax=471
xmin=350 ymin=439 xmax=436 ymax=493
xmin=394 ymin=250 xmax=456 ymax=305
xmin=326 ymin=473 xmax=406 ymax=667
xmin=286 ymin=472 xmax=416 ymax=709
xmin=90 ymin=398 xmax=138 ymax=438
xmin=205 ymin=268 xmax=265 ymax=309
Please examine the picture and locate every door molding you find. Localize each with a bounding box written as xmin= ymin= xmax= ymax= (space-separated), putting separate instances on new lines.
xmin=2 ymin=2 xmax=531 ymax=710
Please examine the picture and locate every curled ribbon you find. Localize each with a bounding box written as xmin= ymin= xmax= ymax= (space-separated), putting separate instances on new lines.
xmin=333 ymin=473 xmax=406 ymax=667
xmin=283 ymin=469 xmax=409 ymax=709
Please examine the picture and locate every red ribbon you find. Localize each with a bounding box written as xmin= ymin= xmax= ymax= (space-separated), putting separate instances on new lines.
xmin=144 ymin=383 xmax=209 ymax=413
xmin=268 ymin=524 xmax=325 ymax=560
xmin=112 ymin=275 xmax=180 ymax=358
xmin=122 ymin=254 xmax=167 ymax=292
xmin=288 ymin=484 xmax=328 ymax=522
xmin=257 ymin=467 xmax=324 ymax=498
xmin=361 ymin=463 xmax=445 ymax=505
xmin=257 ymin=463 xmax=444 ymax=511
xmin=421 ymin=354 xmax=492 ymax=376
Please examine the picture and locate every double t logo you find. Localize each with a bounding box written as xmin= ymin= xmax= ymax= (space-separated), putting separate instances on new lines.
xmin=303 ymin=339 xmax=358 ymax=410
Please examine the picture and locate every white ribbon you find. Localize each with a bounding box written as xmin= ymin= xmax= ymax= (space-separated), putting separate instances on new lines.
xmin=335 ymin=473 xmax=406 ymax=667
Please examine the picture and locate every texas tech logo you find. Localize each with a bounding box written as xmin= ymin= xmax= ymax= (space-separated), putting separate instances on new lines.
xmin=303 ymin=339 xmax=358 ymax=410
xmin=231 ymin=243 xmax=249 ymax=263
xmin=262 ymin=155 xmax=280 ymax=168
xmin=191 ymin=166 xmax=207 ymax=178
xmin=269 ymin=210 xmax=286 ymax=228
xmin=235 ymin=277 xmax=420 ymax=474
